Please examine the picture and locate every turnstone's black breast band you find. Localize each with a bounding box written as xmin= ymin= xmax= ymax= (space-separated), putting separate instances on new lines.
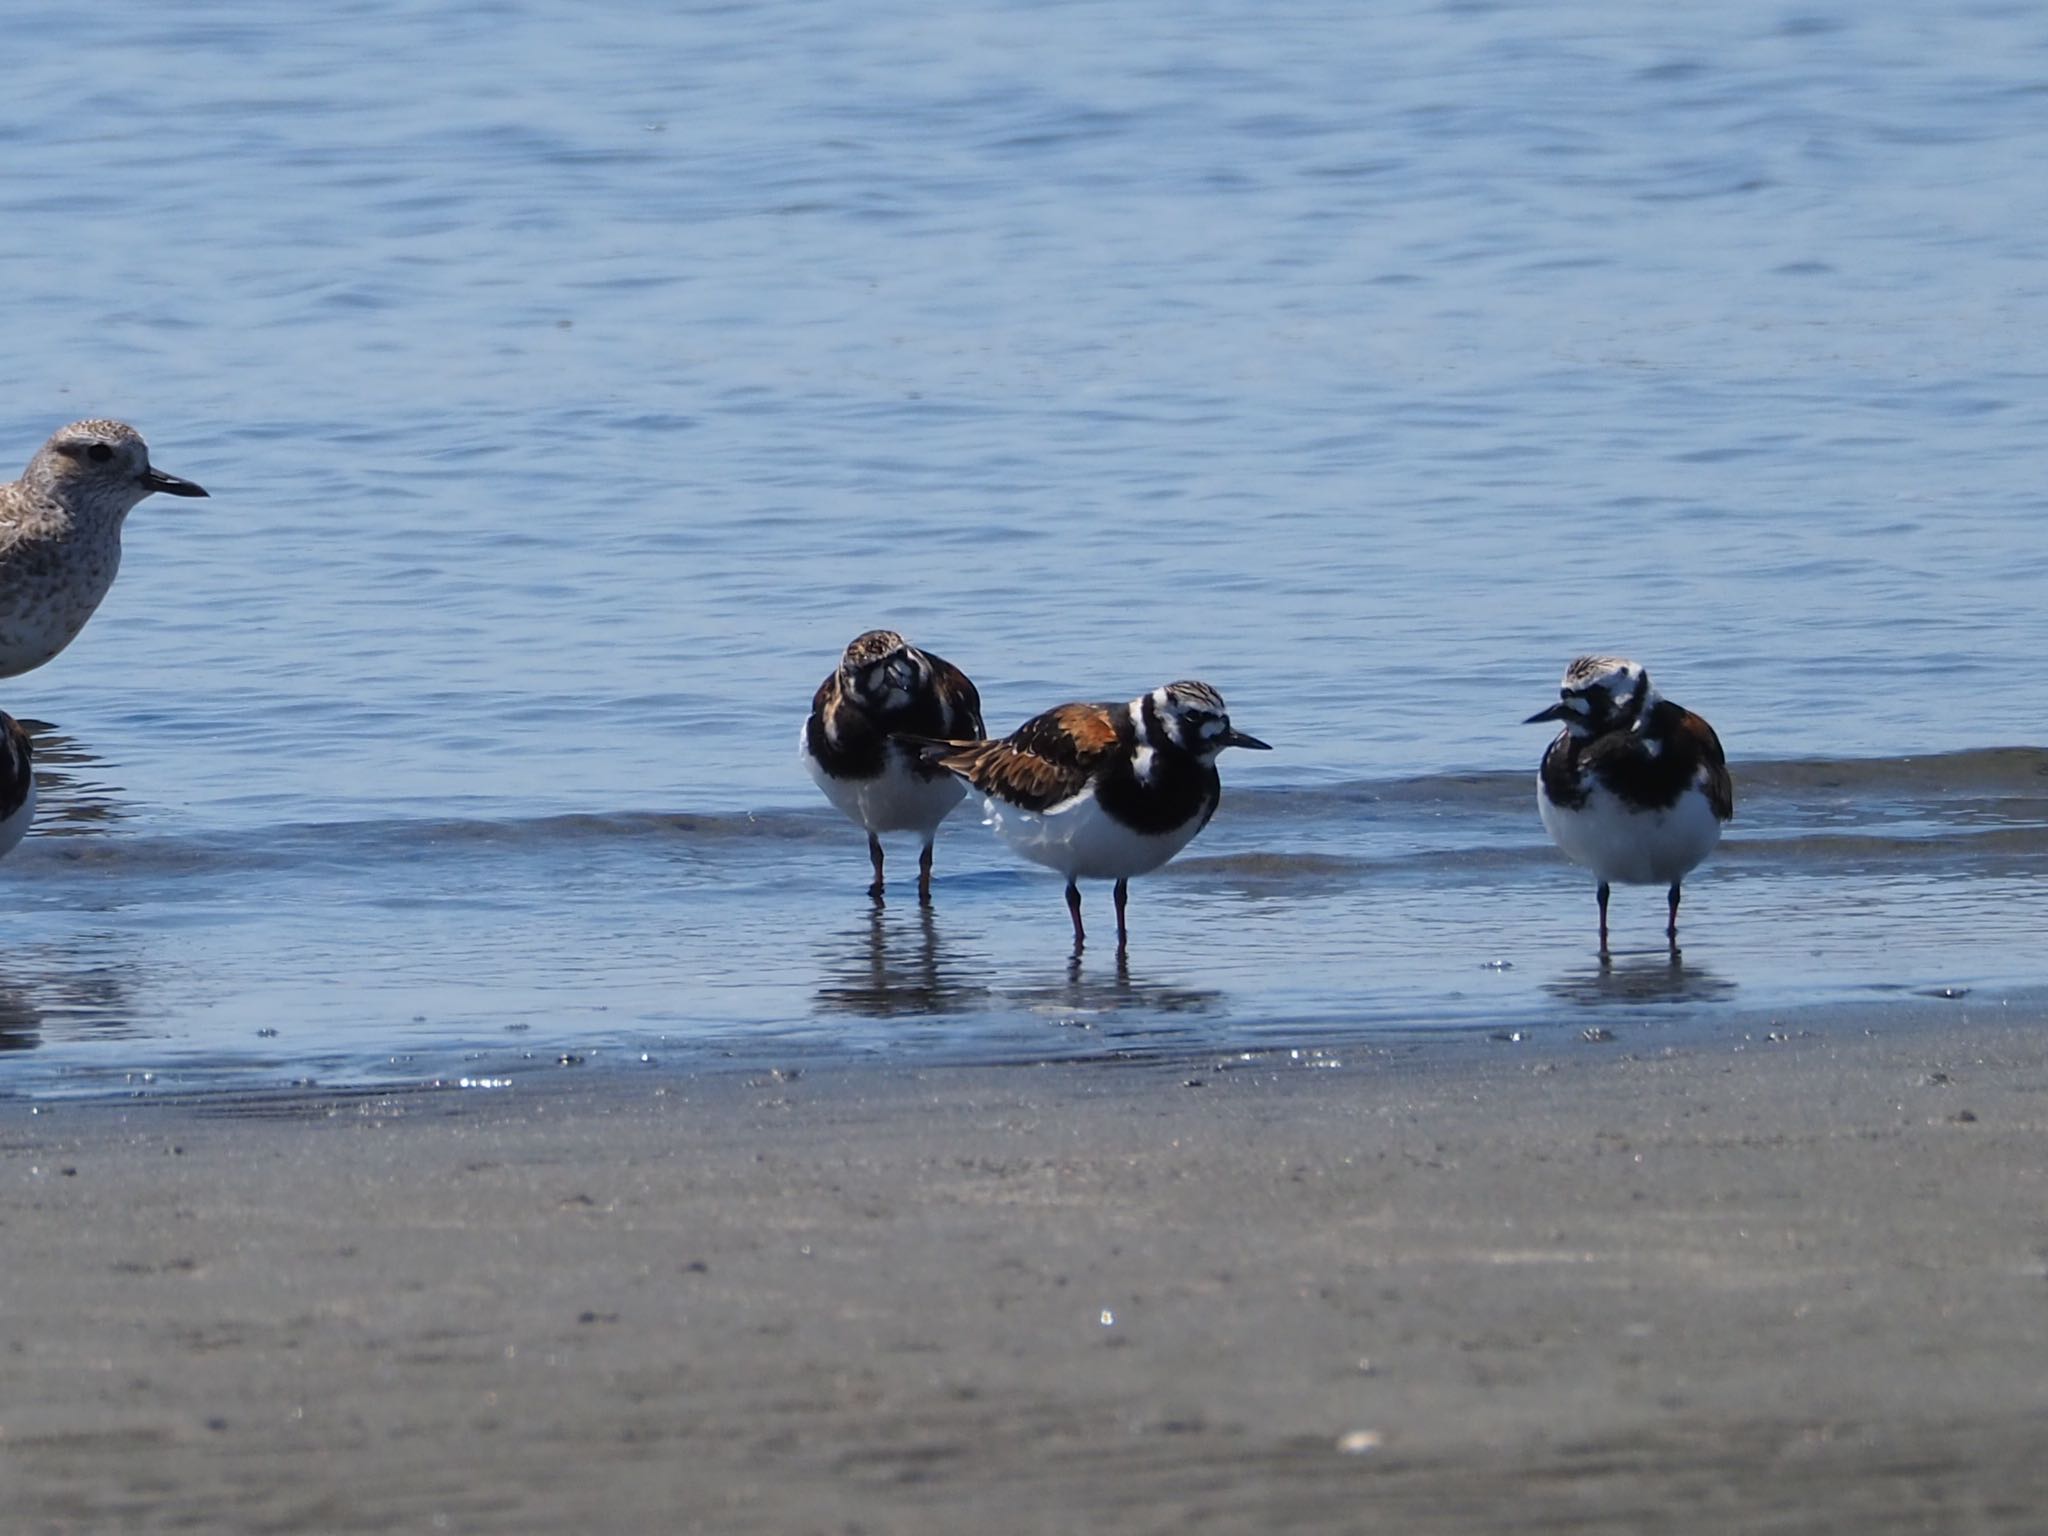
xmin=1097 ymin=737 xmax=1221 ymax=837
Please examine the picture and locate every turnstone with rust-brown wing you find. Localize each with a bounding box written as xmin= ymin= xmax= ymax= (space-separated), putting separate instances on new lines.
xmin=1527 ymin=655 xmax=1733 ymax=957
xmin=802 ymin=630 xmax=984 ymax=904
xmin=921 ymin=681 xmax=1269 ymax=949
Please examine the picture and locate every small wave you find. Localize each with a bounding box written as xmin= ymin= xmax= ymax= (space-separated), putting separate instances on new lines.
xmin=17 ymin=746 xmax=2048 ymax=879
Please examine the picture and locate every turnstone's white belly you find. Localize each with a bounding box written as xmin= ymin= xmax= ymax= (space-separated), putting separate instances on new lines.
xmin=1538 ymin=776 xmax=1721 ymax=887
xmin=800 ymin=727 xmax=965 ymax=835
xmin=982 ymin=787 xmax=1203 ymax=881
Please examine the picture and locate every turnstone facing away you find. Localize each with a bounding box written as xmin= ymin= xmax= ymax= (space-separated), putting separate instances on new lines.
xmin=0 ymin=715 xmax=34 ymax=862
xmin=802 ymin=630 xmax=984 ymax=903
xmin=921 ymin=681 xmax=1270 ymax=949
xmin=1526 ymin=655 xmax=1733 ymax=957
xmin=0 ymin=421 xmax=208 ymax=678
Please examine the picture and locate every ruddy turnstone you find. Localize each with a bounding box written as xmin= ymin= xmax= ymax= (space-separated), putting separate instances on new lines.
xmin=802 ymin=630 xmax=984 ymax=903
xmin=0 ymin=421 xmax=208 ymax=678
xmin=0 ymin=714 xmax=34 ymax=862
xmin=1526 ymin=655 xmax=1733 ymax=956
xmin=921 ymin=681 xmax=1270 ymax=949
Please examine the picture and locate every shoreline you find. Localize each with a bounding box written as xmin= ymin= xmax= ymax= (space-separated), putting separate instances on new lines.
xmin=6 ymin=1006 xmax=2047 ymax=1532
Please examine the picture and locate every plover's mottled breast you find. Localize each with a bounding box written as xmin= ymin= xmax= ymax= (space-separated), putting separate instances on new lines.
xmin=924 ymin=680 xmax=1270 ymax=950
xmin=0 ymin=421 xmax=207 ymax=678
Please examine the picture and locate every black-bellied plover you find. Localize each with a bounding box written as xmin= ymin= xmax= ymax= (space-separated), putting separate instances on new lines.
xmin=0 ymin=420 xmax=207 ymax=677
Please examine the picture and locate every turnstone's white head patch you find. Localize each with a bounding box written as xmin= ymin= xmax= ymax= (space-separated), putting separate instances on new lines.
xmin=25 ymin=419 xmax=209 ymax=514
xmin=839 ymin=629 xmax=927 ymax=711
xmin=1138 ymin=680 xmax=1273 ymax=763
xmin=1526 ymin=654 xmax=1653 ymax=738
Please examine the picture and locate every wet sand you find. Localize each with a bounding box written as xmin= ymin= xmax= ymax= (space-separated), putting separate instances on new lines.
xmin=6 ymin=1008 xmax=2048 ymax=1533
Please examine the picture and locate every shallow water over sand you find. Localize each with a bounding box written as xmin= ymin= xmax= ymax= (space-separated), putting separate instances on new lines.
xmin=3 ymin=0 xmax=2048 ymax=1093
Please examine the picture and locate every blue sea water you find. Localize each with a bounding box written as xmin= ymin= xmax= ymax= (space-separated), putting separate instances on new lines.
xmin=1 ymin=0 xmax=2046 ymax=1095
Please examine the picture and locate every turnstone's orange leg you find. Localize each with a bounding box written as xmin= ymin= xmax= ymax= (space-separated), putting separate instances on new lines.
xmin=1597 ymin=881 xmax=1612 ymax=961
xmin=867 ymin=834 xmax=885 ymax=903
xmin=1065 ymin=880 xmax=1085 ymax=947
xmin=917 ymin=841 xmax=935 ymax=906
xmin=1666 ymin=881 xmax=1682 ymax=951
xmin=1113 ymin=878 xmax=1130 ymax=950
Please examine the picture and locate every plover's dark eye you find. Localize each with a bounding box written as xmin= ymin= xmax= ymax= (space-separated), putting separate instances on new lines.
xmin=86 ymin=443 xmax=113 ymax=464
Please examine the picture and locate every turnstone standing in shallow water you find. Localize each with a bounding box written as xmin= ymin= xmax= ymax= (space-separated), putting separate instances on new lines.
xmin=802 ymin=630 xmax=984 ymax=903
xmin=0 ymin=714 xmax=34 ymax=862
xmin=1526 ymin=655 xmax=1733 ymax=957
xmin=921 ymin=681 xmax=1270 ymax=949
xmin=0 ymin=421 xmax=208 ymax=678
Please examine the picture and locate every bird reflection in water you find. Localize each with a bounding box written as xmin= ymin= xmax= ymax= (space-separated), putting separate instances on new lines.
xmin=18 ymin=721 xmax=126 ymax=834
xmin=0 ymin=944 xmax=143 ymax=1055
xmin=814 ymin=905 xmax=989 ymax=1018
xmin=1543 ymin=950 xmax=1736 ymax=1008
xmin=0 ymin=973 xmax=39 ymax=1052
xmin=1011 ymin=945 xmax=1226 ymax=1020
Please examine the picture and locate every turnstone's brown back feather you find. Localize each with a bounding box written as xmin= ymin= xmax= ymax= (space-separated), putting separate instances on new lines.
xmin=930 ymin=702 xmax=1123 ymax=813
xmin=1673 ymin=708 xmax=1734 ymax=821
xmin=922 ymin=652 xmax=984 ymax=739
xmin=1549 ymin=696 xmax=1732 ymax=821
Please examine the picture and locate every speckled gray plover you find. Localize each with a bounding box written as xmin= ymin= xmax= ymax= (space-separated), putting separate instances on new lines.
xmin=0 ymin=420 xmax=207 ymax=677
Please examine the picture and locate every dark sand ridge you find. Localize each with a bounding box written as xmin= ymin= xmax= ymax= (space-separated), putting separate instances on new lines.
xmin=5 ymin=1004 xmax=2047 ymax=1533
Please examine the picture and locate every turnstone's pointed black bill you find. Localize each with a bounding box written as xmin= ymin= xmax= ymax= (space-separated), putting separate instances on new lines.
xmin=1524 ymin=702 xmax=1569 ymax=724
xmin=143 ymin=467 xmax=208 ymax=497
xmin=1220 ymin=726 xmax=1272 ymax=750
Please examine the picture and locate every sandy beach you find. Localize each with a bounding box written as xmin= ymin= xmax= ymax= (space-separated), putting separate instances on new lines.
xmin=6 ymin=1006 xmax=2048 ymax=1533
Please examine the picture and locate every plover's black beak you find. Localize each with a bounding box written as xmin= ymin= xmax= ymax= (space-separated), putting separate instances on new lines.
xmin=1221 ymin=727 xmax=1272 ymax=751
xmin=142 ymin=467 xmax=208 ymax=498
xmin=1524 ymin=702 xmax=1568 ymax=725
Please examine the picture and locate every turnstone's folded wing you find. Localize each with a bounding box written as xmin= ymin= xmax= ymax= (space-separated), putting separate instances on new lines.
xmin=930 ymin=702 xmax=1122 ymax=813
xmin=1674 ymin=708 xmax=1734 ymax=822
xmin=920 ymin=650 xmax=985 ymax=740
